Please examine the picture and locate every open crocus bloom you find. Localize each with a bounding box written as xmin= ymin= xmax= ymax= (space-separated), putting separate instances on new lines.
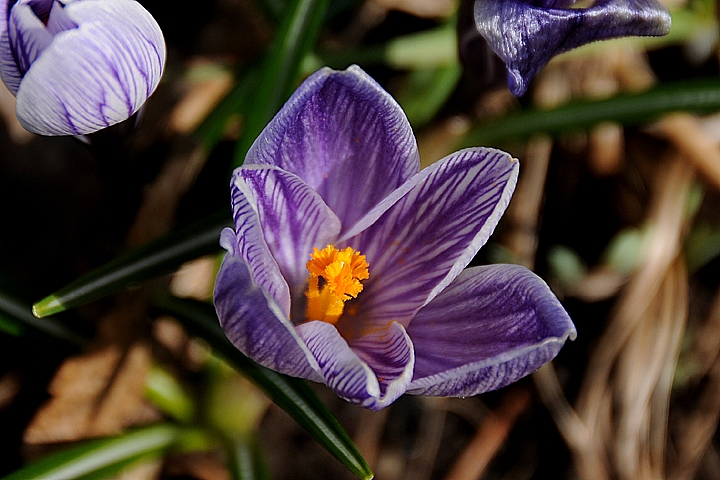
xmin=214 ymin=66 xmax=576 ymax=410
xmin=474 ymin=0 xmax=672 ymax=95
xmin=0 ymin=0 xmax=165 ymax=135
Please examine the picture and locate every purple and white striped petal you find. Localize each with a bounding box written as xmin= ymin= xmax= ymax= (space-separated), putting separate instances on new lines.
xmin=7 ymin=1 xmax=54 ymax=86
xmin=215 ymin=253 xmax=322 ymax=382
xmin=347 ymin=321 xmax=415 ymax=408
xmin=345 ymin=147 xmax=518 ymax=326
xmin=406 ymin=264 xmax=576 ymax=396
xmin=475 ymin=0 xmax=671 ymax=95
xmin=224 ymin=178 xmax=291 ymax=315
xmin=297 ymin=320 xmax=414 ymax=410
xmin=245 ymin=65 xmax=419 ymax=233
xmin=235 ymin=165 xmax=341 ymax=303
xmin=10 ymin=0 xmax=165 ymax=135
xmin=0 ymin=0 xmax=22 ymax=94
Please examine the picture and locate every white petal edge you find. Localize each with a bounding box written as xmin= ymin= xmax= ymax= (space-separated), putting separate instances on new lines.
xmin=406 ymin=335 xmax=572 ymax=396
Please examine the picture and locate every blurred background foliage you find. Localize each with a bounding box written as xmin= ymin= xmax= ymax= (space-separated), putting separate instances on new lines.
xmin=2 ymin=0 xmax=720 ymax=479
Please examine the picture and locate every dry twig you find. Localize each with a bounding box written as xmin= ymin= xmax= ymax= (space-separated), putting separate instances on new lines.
xmin=443 ymin=388 xmax=531 ymax=480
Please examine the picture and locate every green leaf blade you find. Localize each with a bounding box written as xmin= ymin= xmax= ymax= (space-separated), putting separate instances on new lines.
xmin=0 ymin=290 xmax=88 ymax=347
xmin=32 ymin=212 xmax=230 ymax=318
xmin=1 ymin=424 xmax=181 ymax=480
xmin=226 ymin=434 xmax=271 ymax=480
xmin=462 ymin=78 xmax=720 ymax=147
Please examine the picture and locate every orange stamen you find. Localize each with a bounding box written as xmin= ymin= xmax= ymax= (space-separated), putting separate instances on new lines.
xmin=305 ymin=245 xmax=369 ymax=324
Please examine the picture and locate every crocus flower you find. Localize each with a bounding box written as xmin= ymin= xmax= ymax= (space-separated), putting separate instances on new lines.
xmin=214 ymin=65 xmax=576 ymax=410
xmin=0 ymin=0 xmax=165 ymax=135
xmin=474 ymin=0 xmax=672 ymax=95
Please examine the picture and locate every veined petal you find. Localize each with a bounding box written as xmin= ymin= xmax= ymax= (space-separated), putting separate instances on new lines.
xmin=475 ymin=0 xmax=672 ymax=95
xmin=406 ymin=264 xmax=576 ymax=396
xmin=235 ymin=165 xmax=341 ymax=302
xmin=296 ymin=320 xmax=414 ymax=410
xmin=215 ymin=254 xmax=321 ymax=382
xmin=245 ymin=65 xmax=420 ymax=233
xmin=0 ymin=0 xmax=22 ymax=94
xmin=14 ymin=0 xmax=166 ymax=135
xmin=225 ymin=175 xmax=291 ymax=315
xmin=347 ymin=321 xmax=415 ymax=409
xmin=345 ymin=147 xmax=518 ymax=326
xmin=8 ymin=2 xmax=53 ymax=81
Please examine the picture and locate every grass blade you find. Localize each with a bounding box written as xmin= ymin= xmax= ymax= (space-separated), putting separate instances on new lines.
xmin=462 ymin=78 xmax=720 ymax=147
xmin=226 ymin=434 xmax=271 ymax=480
xmin=0 ymin=290 xmax=88 ymax=347
xmin=33 ymin=212 xmax=230 ymax=318
xmin=1 ymin=424 xmax=182 ymax=480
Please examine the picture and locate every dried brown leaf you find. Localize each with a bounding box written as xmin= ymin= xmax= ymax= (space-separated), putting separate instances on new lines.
xmin=24 ymin=342 xmax=152 ymax=444
xmin=168 ymin=62 xmax=234 ymax=135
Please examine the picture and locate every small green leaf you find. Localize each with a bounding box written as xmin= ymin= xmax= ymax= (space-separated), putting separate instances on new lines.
xmin=33 ymin=211 xmax=230 ymax=318
xmin=1 ymin=424 xmax=182 ymax=480
xmin=145 ymin=364 xmax=197 ymax=423
xmin=384 ymin=24 xmax=457 ymax=70
xmin=206 ymin=358 xmax=268 ymax=438
xmin=233 ymin=0 xmax=330 ymax=167
xmin=462 ymin=78 xmax=720 ymax=147
xmin=546 ymin=245 xmax=587 ymax=287
xmin=154 ymin=295 xmax=374 ymax=480
xmin=602 ymin=226 xmax=649 ymax=275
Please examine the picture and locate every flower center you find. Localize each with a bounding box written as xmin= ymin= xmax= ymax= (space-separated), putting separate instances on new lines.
xmin=305 ymin=245 xmax=369 ymax=325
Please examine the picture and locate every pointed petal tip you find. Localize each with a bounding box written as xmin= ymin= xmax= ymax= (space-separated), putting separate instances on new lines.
xmin=219 ymin=227 xmax=236 ymax=254
xmin=567 ymin=323 xmax=578 ymax=341
xmin=507 ymin=71 xmax=527 ymax=97
xmin=245 ymin=64 xmax=419 ymax=230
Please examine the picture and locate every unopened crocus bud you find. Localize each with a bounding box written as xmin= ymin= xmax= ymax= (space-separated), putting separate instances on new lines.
xmin=0 ymin=0 xmax=165 ymax=135
xmin=472 ymin=0 xmax=671 ymax=96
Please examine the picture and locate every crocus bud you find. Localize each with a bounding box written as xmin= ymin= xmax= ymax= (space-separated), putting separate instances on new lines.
xmin=0 ymin=0 xmax=166 ymax=135
xmin=472 ymin=0 xmax=672 ymax=96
